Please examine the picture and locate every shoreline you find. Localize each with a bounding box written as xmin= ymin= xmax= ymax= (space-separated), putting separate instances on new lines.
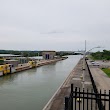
xmin=0 ymin=57 xmax=67 ymax=77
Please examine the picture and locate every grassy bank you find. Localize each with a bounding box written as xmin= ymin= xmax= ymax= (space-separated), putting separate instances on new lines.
xmin=101 ymin=68 xmax=110 ymax=77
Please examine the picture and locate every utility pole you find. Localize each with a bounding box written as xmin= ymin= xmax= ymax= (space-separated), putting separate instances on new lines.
xmin=82 ymin=40 xmax=86 ymax=89
xmin=82 ymin=40 xmax=86 ymax=110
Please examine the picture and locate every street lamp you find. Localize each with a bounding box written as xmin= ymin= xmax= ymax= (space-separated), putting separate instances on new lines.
xmin=85 ymin=46 xmax=101 ymax=55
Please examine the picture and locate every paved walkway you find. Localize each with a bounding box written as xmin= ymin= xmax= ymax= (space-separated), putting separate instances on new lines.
xmin=87 ymin=60 xmax=110 ymax=92
xmin=87 ymin=60 xmax=110 ymax=110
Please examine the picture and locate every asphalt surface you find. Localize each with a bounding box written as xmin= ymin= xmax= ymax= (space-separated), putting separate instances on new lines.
xmin=87 ymin=60 xmax=110 ymax=110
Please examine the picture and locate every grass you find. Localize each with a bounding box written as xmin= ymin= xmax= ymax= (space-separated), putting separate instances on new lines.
xmin=101 ymin=68 xmax=110 ymax=77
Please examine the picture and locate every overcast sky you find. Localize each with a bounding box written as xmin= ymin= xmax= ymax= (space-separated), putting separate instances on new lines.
xmin=0 ymin=0 xmax=110 ymax=51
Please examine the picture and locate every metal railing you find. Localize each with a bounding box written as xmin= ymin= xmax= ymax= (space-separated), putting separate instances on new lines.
xmin=85 ymin=59 xmax=104 ymax=109
xmin=65 ymin=84 xmax=110 ymax=110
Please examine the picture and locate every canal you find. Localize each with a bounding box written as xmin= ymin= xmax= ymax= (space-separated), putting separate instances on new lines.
xmin=0 ymin=55 xmax=81 ymax=110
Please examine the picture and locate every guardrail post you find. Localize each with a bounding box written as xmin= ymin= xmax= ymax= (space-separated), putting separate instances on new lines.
xmin=99 ymin=89 xmax=102 ymax=110
xmin=109 ymin=90 xmax=110 ymax=110
xmin=87 ymin=89 xmax=88 ymax=110
xmin=79 ymin=88 xmax=81 ymax=110
xmin=104 ymin=90 xmax=106 ymax=110
xmin=65 ymin=97 xmax=69 ymax=110
xmin=71 ymin=84 xmax=73 ymax=110
xmin=75 ymin=87 xmax=77 ymax=110
xmin=91 ymin=89 xmax=93 ymax=110
xmin=71 ymin=84 xmax=73 ymax=93
xmin=83 ymin=88 xmax=84 ymax=110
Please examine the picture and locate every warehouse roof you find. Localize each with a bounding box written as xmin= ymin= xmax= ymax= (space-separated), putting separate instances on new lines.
xmin=0 ymin=54 xmax=21 ymax=57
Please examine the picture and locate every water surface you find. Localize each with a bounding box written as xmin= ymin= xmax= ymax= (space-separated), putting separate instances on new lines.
xmin=0 ymin=55 xmax=81 ymax=110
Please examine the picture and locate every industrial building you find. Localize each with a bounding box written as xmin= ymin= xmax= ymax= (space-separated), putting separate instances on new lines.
xmin=42 ymin=51 xmax=56 ymax=60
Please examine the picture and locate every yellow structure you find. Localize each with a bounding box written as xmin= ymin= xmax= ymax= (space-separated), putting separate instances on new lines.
xmin=28 ymin=61 xmax=36 ymax=68
xmin=0 ymin=64 xmax=11 ymax=75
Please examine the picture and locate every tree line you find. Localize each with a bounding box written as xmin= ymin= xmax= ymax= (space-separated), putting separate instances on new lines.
xmin=0 ymin=50 xmax=40 ymax=57
xmin=91 ymin=50 xmax=110 ymax=60
xmin=0 ymin=50 xmax=81 ymax=57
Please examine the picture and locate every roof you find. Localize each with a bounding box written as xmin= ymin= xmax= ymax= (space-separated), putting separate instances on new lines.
xmin=0 ymin=54 xmax=21 ymax=57
xmin=42 ymin=51 xmax=56 ymax=52
xmin=4 ymin=60 xmax=18 ymax=61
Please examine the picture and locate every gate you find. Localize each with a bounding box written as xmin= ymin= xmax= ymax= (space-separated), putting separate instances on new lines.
xmin=65 ymin=84 xmax=110 ymax=110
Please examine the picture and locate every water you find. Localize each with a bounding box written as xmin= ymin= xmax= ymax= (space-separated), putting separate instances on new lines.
xmin=0 ymin=55 xmax=81 ymax=110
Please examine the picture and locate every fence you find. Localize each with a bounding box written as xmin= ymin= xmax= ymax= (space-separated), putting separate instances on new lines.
xmin=65 ymin=84 xmax=110 ymax=110
xmin=85 ymin=59 xmax=104 ymax=109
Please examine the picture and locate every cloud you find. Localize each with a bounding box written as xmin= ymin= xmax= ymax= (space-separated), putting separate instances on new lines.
xmin=0 ymin=0 xmax=110 ymax=50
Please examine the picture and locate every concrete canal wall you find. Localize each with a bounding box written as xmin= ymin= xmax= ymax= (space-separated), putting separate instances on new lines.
xmin=37 ymin=57 xmax=66 ymax=67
